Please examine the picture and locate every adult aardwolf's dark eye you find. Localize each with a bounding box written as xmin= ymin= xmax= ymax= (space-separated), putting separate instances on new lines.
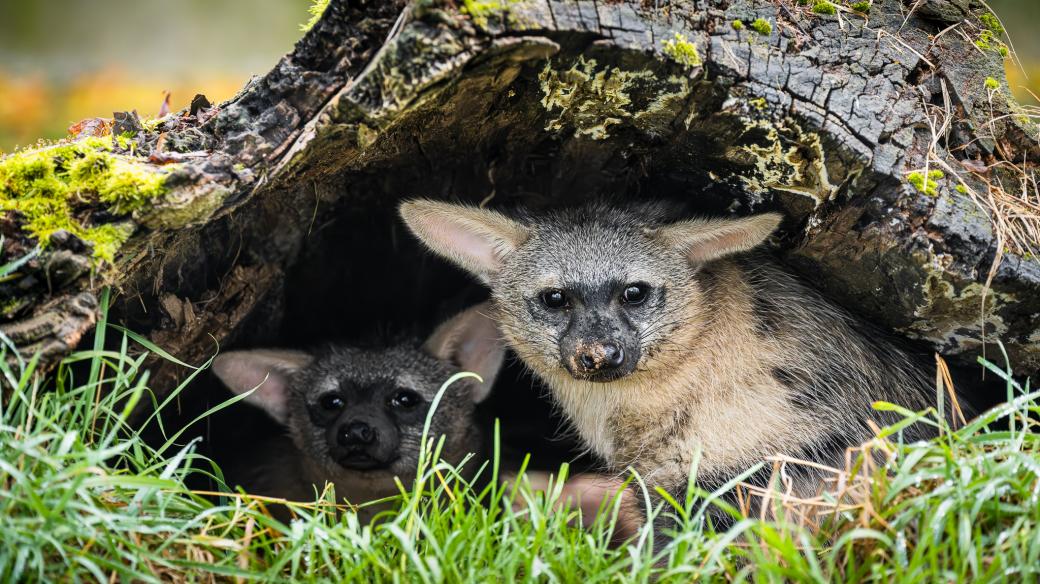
xmin=540 ymin=289 xmax=569 ymax=309
xmin=621 ymin=284 xmax=649 ymax=305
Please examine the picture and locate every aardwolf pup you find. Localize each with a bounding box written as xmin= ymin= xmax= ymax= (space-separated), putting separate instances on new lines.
xmin=212 ymin=303 xmax=504 ymax=520
xmin=399 ymin=200 xmax=954 ymax=520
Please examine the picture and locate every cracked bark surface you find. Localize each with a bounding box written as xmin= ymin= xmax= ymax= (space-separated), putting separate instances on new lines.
xmin=1 ymin=0 xmax=1038 ymax=397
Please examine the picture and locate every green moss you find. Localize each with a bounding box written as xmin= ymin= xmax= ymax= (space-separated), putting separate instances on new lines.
xmin=731 ymin=19 xmax=745 ymax=31
xmin=975 ymin=29 xmax=994 ymax=50
xmin=812 ymin=2 xmax=837 ymax=15
xmin=114 ymin=133 xmax=135 ymax=150
xmin=955 ymin=183 xmax=968 ymax=194
xmin=460 ymin=0 xmax=520 ymax=28
xmin=979 ymin=12 xmax=1005 ymax=36
xmin=0 ymin=138 xmax=172 ymax=262
xmin=140 ymin=117 xmax=166 ymax=133
xmin=907 ymin=169 xmax=944 ymax=197
xmin=300 ymin=0 xmax=329 ymax=33
xmin=851 ymin=1 xmax=871 ymax=13
xmin=0 ymin=296 xmax=31 ymax=319
xmin=974 ymin=29 xmax=1008 ymax=56
xmin=750 ymin=18 xmax=773 ymax=35
xmin=985 ymin=77 xmax=1000 ymax=90
xmin=662 ymin=33 xmax=702 ymax=68
xmin=96 ymin=158 xmax=168 ymax=214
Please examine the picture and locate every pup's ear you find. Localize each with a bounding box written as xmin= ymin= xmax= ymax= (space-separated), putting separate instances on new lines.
xmin=423 ymin=302 xmax=505 ymax=403
xmin=398 ymin=199 xmax=529 ymax=283
xmin=650 ymin=213 xmax=782 ymax=265
xmin=212 ymin=350 xmax=313 ymax=424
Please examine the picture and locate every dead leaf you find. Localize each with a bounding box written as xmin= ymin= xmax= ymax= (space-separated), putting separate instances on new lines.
xmin=157 ymin=91 xmax=171 ymax=118
xmin=67 ymin=117 xmax=113 ymax=138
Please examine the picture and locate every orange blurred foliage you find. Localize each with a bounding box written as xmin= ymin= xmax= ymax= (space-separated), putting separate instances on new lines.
xmin=0 ymin=68 xmax=246 ymax=153
xmin=1006 ymin=62 xmax=1040 ymax=104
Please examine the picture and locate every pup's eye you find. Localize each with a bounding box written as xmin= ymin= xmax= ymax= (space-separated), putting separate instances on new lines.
xmin=319 ymin=394 xmax=345 ymax=411
xmin=390 ymin=389 xmax=421 ymax=409
xmin=621 ymin=284 xmax=649 ymax=305
xmin=540 ymin=288 xmax=569 ymax=309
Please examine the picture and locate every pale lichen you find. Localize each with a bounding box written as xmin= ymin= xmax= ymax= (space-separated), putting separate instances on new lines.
xmin=139 ymin=183 xmax=230 ymax=230
xmin=539 ymin=57 xmax=691 ymax=140
xmin=540 ymin=58 xmax=646 ymax=140
xmin=632 ymin=76 xmax=692 ymax=138
xmin=906 ymin=270 xmax=1016 ymax=352
xmin=356 ymin=123 xmax=379 ymax=150
xmin=725 ymin=117 xmax=837 ymax=204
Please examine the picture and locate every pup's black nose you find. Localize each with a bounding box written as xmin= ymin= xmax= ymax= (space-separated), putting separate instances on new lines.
xmin=338 ymin=421 xmax=376 ymax=446
xmin=577 ymin=341 xmax=624 ymax=372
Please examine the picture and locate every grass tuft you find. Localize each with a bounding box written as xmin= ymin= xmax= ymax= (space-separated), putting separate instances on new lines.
xmin=1 ymin=274 xmax=1038 ymax=580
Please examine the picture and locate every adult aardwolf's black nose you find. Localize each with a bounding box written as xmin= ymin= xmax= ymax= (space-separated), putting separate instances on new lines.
xmin=578 ymin=341 xmax=624 ymax=372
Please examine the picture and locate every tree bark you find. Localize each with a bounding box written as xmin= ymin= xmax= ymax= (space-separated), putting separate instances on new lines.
xmin=2 ymin=0 xmax=1038 ymax=395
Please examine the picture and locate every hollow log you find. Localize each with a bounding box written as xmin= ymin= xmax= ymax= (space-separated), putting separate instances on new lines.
xmin=2 ymin=0 xmax=1038 ymax=399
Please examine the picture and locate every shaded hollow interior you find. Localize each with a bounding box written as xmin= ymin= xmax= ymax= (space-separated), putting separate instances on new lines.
xmin=129 ymin=43 xmax=1002 ymax=497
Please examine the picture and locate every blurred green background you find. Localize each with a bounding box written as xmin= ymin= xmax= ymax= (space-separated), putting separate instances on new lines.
xmin=0 ymin=0 xmax=1037 ymax=153
xmin=0 ymin=0 xmax=305 ymax=152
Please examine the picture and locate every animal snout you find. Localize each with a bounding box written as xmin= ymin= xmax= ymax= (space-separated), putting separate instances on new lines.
xmin=575 ymin=341 xmax=625 ymax=373
xmin=578 ymin=342 xmax=624 ymax=371
xmin=338 ymin=420 xmax=376 ymax=446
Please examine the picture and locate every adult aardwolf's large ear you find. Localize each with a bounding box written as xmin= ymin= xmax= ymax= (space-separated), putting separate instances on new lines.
xmin=398 ymin=199 xmax=530 ymax=283
xmin=650 ymin=213 xmax=782 ymax=265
